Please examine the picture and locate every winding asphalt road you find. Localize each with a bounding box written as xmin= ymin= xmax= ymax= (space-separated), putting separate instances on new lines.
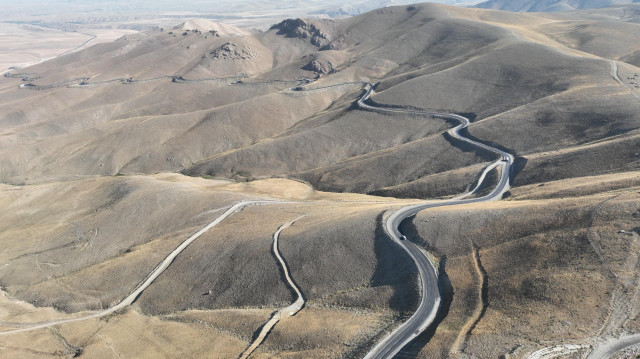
xmin=359 ymin=83 xmax=514 ymax=359
xmin=2 ymin=80 xmax=514 ymax=358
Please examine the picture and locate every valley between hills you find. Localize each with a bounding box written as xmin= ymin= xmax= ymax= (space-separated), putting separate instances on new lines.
xmin=0 ymin=2 xmax=639 ymax=358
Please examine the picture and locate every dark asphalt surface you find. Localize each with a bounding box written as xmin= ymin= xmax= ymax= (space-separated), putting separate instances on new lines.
xmin=359 ymin=83 xmax=513 ymax=359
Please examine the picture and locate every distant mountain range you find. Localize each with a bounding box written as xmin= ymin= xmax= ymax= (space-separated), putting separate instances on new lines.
xmin=476 ymin=0 xmax=639 ymax=12
xmin=2 ymin=0 xmax=482 ymax=31
xmin=312 ymin=0 xmax=481 ymax=17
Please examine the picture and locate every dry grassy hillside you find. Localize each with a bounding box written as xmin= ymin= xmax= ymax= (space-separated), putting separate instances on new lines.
xmin=0 ymin=174 xmax=419 ymax=358
xmin=398 ymin=173 xmax=640 ymax=358
xmin=1 ymin=2 xmax=640 ymax=359
xmin=1 ymin=3 xmax=638 ymax=196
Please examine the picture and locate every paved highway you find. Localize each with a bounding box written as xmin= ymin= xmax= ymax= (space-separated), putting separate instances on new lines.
xmin=359 ymin=83 xmax=514 ymax=359
xmin=1 ymin=81 xmax=514 ymax=359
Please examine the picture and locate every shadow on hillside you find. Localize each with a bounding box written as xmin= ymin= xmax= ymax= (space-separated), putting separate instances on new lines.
xmin=353 ymin=212 xmax=454 ymax=358
xmin=270 ymin=232 xmax=304 ymax=306
xmin=396 ymin=216 xmax=454 ymax=358
xmin=448 ymin=128 xmax=529 ymax=184
xmin=443 ymin=131 xmax=495 ymax=162
xmin=370 ymin=212 xmax=420 ymax=313
xmin=344 ymin=212 xmax=422 ymax=359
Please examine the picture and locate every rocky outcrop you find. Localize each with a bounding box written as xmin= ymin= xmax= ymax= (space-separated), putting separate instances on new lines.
xmin=209 ymin=42 xmax=255 ymax=60
xmin=322 ymin=37 xmax=348 ymax=51
xmin=270 ymin=18 xmax=335 ymax=48
xmin=303 ymin=59 xmax=334 ymax=75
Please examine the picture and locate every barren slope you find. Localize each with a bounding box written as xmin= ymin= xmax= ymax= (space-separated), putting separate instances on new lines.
xmin=2 ymin=4 xmax=638 ymax=197
xmin=1 ymin=3 xmax=640 ymax=359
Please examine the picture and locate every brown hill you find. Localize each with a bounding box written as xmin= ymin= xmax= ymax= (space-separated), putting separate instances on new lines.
xmin=2 ymin=3 xmax=639 ymax=197
xmin=1 ymin=3 xmax=640 ymax=357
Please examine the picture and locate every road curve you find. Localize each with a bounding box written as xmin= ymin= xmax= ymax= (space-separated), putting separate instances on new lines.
xmin=588 ymin=334 xmax=640 ymax=358
xmin=609 ymin=60 xmax=640 ymax=100
xmin=453 ymin=160 xmax=502 ymax=200
xmin=527 ymin=344 xmax=588 ymax=359
xmin=1 ymin=81 xmax=513 ymax=357
xmin=359 ymin=83 xmax=514 ymax=359
xmin=0 ymin=200 xmax=279 ymax=335
xmin=239 ymin=215 xmax=306 ymax=359
xmin=273 ymin=216 xmax=306 ymax=316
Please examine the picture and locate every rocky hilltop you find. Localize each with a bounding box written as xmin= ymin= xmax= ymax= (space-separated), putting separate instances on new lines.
xmin=269 ymin=18 xmax=337 ymax=48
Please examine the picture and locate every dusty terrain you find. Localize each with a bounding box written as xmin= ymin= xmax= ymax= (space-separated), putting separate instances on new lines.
xmin=0 ymin=23 xmax=137 ymax=72
xmin=400 ymin=174 xmax=640 ymax=358
xmin=0 ymin=2 xmax=639 ymax=358
xmin=0 ymin=174 xmax=418 ymax=358
xmin=0 ymin=0 xmax=480 ymax=73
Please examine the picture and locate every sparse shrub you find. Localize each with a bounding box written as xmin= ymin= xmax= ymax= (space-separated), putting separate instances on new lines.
xmin=234 ymin=170 xmax=251 ymax=178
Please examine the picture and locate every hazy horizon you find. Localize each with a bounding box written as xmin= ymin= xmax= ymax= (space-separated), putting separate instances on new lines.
xmin=1 ymin=0 xmax=483 ymax=29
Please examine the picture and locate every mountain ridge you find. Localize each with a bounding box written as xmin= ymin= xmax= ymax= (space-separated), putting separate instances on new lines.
xmin=476 ymin=0 xmax=639 ymax=12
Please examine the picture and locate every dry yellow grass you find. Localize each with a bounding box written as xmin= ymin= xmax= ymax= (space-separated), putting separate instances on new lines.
xmin=405 ymin=185 xmax=639 ymax=357
xmin=0 ymin=307 xmax=251 ymax=358
xmin=256 ymin=305 xmax=390 ymax=358
xmin=0 ymin=174 xmax=414 ymax=357
xmin=1 ymin=3 xmax=640 ymax=358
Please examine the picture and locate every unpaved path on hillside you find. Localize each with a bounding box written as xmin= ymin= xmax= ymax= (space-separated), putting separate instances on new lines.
xmin=526 ymin=61 xmax=640 ymax=359
xmin=0 ymin=200 xmax=279 ymax=335
xmin=239 ymin=215 xmax=306 ymax=359
xmin=610 ymin=60 xmax=640 ymax=100
xmin=1 ymin=81 xmax=515 ymax=359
